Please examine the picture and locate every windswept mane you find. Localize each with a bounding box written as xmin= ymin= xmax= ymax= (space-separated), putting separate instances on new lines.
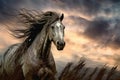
xmin=11 ymin=9 xmax=60 ymax=61
xmin=13 ymin=9 xmax=59 ymax=40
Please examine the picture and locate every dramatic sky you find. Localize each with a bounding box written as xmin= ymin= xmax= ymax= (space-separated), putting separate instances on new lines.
xmin=0 ymin=0 xmax=120 ymax=70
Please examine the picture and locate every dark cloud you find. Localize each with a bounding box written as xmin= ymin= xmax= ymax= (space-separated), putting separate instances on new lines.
xmin=57 ymin=0 xmax=120 ymax=17
xmin=80 ymin=17 xmax=120 ymax=49
xmin=0 ymin=0 xmax=25 ymax=22
xmin=84 ymin=18 xmax=109 ymax=40
xmin=110 ymin=0 xmax=120 ymax=3
xmin=69 ymin=14 xmax=120 ymax=49
xmin=57 ymin=0 xmax=101 ymax=16
xmin=1 ymin=0 xmax=120 ymax=22
xmin=0 ymin=0 xmax=56 ymax=22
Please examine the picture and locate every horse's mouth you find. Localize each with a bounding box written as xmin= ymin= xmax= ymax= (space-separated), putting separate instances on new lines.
xmin=57 ymin=45 xmax=65 ymax=50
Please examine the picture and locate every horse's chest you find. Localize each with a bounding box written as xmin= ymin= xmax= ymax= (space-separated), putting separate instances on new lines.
xmin=23 ymin=54 xmax=55 ymax=76
xmin=24 ymin=57 xmax=45 ymax=71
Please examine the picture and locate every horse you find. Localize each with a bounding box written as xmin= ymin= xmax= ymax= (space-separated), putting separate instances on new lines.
xmin=0 ymin=9 xmax=65 ymax=80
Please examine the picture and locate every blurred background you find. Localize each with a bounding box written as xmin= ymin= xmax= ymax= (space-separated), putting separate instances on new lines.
xmin=0 ymin=0 xmax=120 ymax=71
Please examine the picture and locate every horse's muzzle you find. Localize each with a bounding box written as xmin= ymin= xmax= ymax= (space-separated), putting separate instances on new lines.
xmin=56 ymin=41 xmax=65 ymax=50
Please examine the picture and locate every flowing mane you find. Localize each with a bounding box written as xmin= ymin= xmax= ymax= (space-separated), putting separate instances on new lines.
xmin=11 ymin=9 xmax=60 ymax=61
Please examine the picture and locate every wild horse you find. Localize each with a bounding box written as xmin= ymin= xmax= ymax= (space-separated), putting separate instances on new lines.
xmin=0 ymin=9 xmax=65 ymax=80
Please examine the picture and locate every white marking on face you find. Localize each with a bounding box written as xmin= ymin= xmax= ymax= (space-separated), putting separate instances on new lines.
xmin=56 ymin=21 xmax=63 ymax=40
xmin=56 ymin=22 xmax=61 ymax=27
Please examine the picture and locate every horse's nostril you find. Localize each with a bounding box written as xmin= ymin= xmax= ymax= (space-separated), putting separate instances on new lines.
xmin=57 ymin=41 xmax=60 ymax=45
xmin=57 ymin=41 xmax=65 ymax=46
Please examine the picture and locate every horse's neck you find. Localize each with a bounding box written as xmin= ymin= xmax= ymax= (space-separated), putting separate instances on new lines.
xmin=28 ymin=27 xmax=51 ymax=60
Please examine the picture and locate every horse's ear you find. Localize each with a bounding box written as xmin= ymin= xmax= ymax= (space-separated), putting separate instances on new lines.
xmin=60 ymin=13 xmax=64 ymax=21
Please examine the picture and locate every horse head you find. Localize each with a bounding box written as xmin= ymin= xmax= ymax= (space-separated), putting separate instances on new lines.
xmin=48 ymin=13 xmax=65 ymax=50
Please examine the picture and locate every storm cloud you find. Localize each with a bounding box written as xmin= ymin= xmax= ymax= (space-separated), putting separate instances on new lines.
xmin=59 ymin=0 xmax=120 ymax=16
xmin=0 ymin=0 xmax=58 ymax=22
xmin=0 ymin=0 xmax=25 ymax=22
xmin=70 ymin=15 xmax=120 ymax=49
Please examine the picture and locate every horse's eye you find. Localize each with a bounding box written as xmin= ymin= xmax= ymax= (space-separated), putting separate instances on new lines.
xmin=51 ymin=26 xmax=54 ymax=29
